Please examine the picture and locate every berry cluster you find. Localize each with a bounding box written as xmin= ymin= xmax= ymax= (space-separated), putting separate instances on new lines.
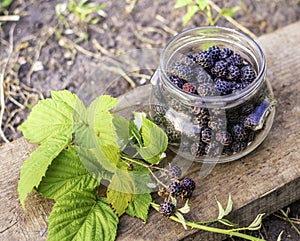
xmin=168 ymin=45 xmax=257 ymax=97
xmin=159 ymin=166 xmax=196 ymax=217
xmin=152 ymin=45 xmax=271 ymax=159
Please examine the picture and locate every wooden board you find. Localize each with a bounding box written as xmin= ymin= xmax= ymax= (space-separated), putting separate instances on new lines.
xmin=1 ymin=21 xmax=300 ymax=241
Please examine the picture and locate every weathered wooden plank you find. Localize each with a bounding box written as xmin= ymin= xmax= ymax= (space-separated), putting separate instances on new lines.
xmin=0 ymin=21 xmax=300 ymax=241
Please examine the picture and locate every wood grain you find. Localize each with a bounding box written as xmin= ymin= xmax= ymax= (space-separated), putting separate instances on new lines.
xmin=0 ymin=21 xmax=300 ymax=241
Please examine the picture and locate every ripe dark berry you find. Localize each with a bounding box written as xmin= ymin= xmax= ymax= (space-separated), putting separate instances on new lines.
xmin=216 ymin=131 xmax=232 ymax=146
xmin=181 ymin=177 xmax=196 ymax=192
xmin=197 ymin=83 xmax=216 ymax=96
xmin=231 ymin=124 xmax=248 ymax=142
xmin=195 ymin=66 xmax=213 ymax=84
xmin=231 ymin=141 xmax=247 ymax=153
xmin=226 ymin=53 xmax=243 ymax=66
xmin=189 ymin=106 xmax=209 ymax=117
xmin=205 ymin=141 xmax=222 ymax=157
xmin=190 ymin=141 xmax=206 ymax=157
xmin=168 ymin=181 xmax=183 ymax=197
xmin=201 ymin=128 xmax=213 ymax=143
xmin=153 ymin=114 xmax=166 ymax=125
xmin=227 ymin=65 xmax=240 ymax=80
xmin=193 ymin=115 xmax=209 ymax=128
xmin=195 ymin=50 xmax=214 ymax=68
xmin=208 ymin=117 xmax=226 ymax=131
xmin=220 ymin=47 xmax=233 ymax=59
xmin=168 ymin=166 xmax=182 ymax=179
xmin=214 ymin=78 xmax=232 ymax=96
xmin=208 ymin=45 xmax=220 ymax=60
xmin=182 ymin=82 xmax=197 ymax=94
xmin=159 ymin=201 xmax=176 ymax=217
xmin=211 ymin=60 xmax=228 ymax=77
xmin=241 ymin=65 xmax=256 ymax=82
xmin=166 ymin=125 xmax=181 ymax=142
xmin=169 ymin=62 xmax=194 ymax=81
xmin=169 ymin=75 xmax=186 ymax=89
xmin=153 ymin=104 xmax=167 ymax=116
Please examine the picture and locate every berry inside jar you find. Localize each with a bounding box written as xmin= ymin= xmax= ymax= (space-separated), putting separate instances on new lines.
xmin=151 ymin=43 xmax=276 ymax=162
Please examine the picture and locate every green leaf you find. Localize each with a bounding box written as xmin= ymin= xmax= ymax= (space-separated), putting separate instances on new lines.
xmin=196 ymin=0 xmax=208 ymax=11
xmin=216 ymin=197 xmax=225 ymax=219
xmin=220 ymin=6 xmax=240 ymax=18
xmin=182 ymin=5 xmax=199 ymax=26
xmin=48 ymin=191 xmax=118 ymax=241
xmin=129 ymin=120 xmax=143 ymax=147
xmin=126 ymin=193 xmax=152 ymax=222
xmin=178 ymin=200 xmax=190 ymax=214
xmin=18 ymin=96 xmax=74 ymax=144
xmin=112 ymin=114 xmax=130 ymax=150
xmin=0 ymin=0 xmax=14 ymax=8
xmin=137 ymin=116 xmax=168 ymax=164
xmin=224 ymin=194 xmax=233 ymax=216
xmin=248 ymin=213 xmax=265 ymax=230
xmin=107 ymin=170 xmax=135 ymax=216
xmin=175 ymin=211 xmax=187 ymax=230
xmin=37 ymin=146 xmax=99 ymax=200
xmin=175 ymin=0 xmax=193 ymax=8
xmin=18 ymin=135 xmax=69 ymax=208
xmin=87 ymin=95 xmax=120 ymax=147
xmin=218 ymin=218 xmax=236 ymax=227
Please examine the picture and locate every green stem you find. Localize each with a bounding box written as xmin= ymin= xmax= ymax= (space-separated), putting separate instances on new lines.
xmin=151 ymin=203 xmax=265 ymax=241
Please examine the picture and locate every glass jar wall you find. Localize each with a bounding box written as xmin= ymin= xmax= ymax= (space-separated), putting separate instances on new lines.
xmin=150 ymin=26 xmax=276 ymax=163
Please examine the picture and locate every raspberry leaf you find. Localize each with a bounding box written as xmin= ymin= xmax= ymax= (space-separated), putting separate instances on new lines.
xmin=37 ymin=146 xmax=99 ymax=200
xmin=107 ymin=170 xmax=135 ymax=216
xmin=137 ymin=116 xmax=168 ymax=164
xmin=47 ymin=191 xmax=118 ymax=241
xmin=126 ymin=193 xmax=152 ymax=222
xmin=18 ymin=135 xmax=69 ymax=208
xmin=112 ymin=114 xmax=130 ymax=150
xmin=18 ymin=90 xmax=80 ymax=144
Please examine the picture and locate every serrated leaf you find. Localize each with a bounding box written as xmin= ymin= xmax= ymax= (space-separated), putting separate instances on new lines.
xmin=18 ymin=135 xmax=69 ymax=208
xmin=137 ymin=117 xmax=168 ymax=164
xmin=37 ymin=146 xmax=99 ymax=200
xmin=48 ymin=191 xmax=118 ymax=241
xmin=112 ymin=114 xmax=130 ymax=150
xmin=87 ymin=95 xmax=120 ymax=147
xmin=216 ymin=197 xmax=225 ymax=219
xmin=196 ymin=0 xmax=208 ymax=10
xmin=248 ymin=213 xmax=265 ymax=230
xmin=221 ymin=6 xmax=240 ymax=18
xmin=183 ymin=5 xmax=199 ymax=25
xmin=175 ymin=0 xmax=193 ymax=8
xmin=107 ymin=170 xmax=135 ymax=216
xmin=224 ymin=194 xmax=233 ymax=216
xmin=18 ymin=97 xmax=74 ymax=144
xmin=126 ymin=193 xmax=152 ymax=222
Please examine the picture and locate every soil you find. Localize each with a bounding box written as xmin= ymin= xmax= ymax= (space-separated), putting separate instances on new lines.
xmin=0 ymin=0 xmax=300 ymax=240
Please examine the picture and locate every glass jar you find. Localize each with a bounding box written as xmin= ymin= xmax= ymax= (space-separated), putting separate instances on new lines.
xmin=150 ymin=26 xmax=276 ymax=163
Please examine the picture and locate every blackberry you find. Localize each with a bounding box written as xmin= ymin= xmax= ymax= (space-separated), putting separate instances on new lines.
xmin=194 ymin=66 xmax=213 ymax=84
xmin=231 ymin=141 xmax=247 ymax=153
xmin=195 ymin=50 xmax=214 ymax=68
xmin=193 ymin=115 xmax=209 ymax=128
xmin=169 ymin=75 xmax=186 ymax=89
xmin=197 ymin=83 xmax=216 ymax=96
xmin=159 ymin=201 xmax=176 ymax=217
xmin=181 ymin=178 xmax=196 ymax=192
xmin=226 ymin=53 xmax=243 ymax=67
xmin=166 ymin=125 xmax=181 ymax=143
xmin=153 ymin=114 xmax=166 ymax=125
xmin=167 ymin=166 xmax=182 ymax=179
xmin=153 ymin=104 xmax=167 ymax=116
xmin=208 ymin=117 xmax=226 ymax=131
xmin=231 ymin=124 xmax=248 ymax=142
xmin=222 ymin=146 xmax=234 ymax=156
xmin=168 ymin=181 xmax=183 ymax=197
xmin=190 ymin=141 xmax=206 ymax=157
xmin=220 ymin=47 xmax=233 ymax=59
xmin=231 ymin=81 xmax=251 ymax=93
xmin=208 ymin=45 xmax=220 ymax=60
xmin=227 ymin=65 xmax=240 ymax=80
xmin=241 ymin=65 xmax=256 ymax=82
xmin=214 ymin=78 xmax=232 ymax=96
xmin=179 ymin=55 xmax=197 ymax=66
xmin=182 ymin=82 xmax=197 ymax=94
xmin=216 ymin=131 xmax=232 ymax=146
xmin=189 ymin=106 xmax=209 ymax=117
xmin=205 ymin=141 xmax=222 ymax=157
xmin=211 ymin=60 xmax=228 ymax=77
xmin=169 ymin=62 xmax=194 ymax=81
xmin=201 ymin=128 xmax=213 ymax=143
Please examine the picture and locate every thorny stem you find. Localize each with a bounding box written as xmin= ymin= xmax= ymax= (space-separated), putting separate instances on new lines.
xmin=151 ymin=203 xmax=265 ymax=241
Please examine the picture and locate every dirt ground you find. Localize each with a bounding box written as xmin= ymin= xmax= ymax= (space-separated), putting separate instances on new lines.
xmin=0 ymin=0 xmax=300 ymax=240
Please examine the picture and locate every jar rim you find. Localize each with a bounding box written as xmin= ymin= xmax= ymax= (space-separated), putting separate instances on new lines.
xmin=160 ymin=26 xmax=266 ymax=107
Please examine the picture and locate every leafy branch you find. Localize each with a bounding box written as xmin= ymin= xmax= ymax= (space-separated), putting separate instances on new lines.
xmin=18 ymin=90 xmax=265 ymax=240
